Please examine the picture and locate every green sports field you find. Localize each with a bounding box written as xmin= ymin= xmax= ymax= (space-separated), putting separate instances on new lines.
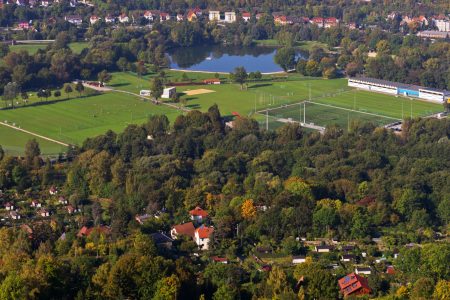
xmin=0 ymin=125 xmax=67 ymax=155
xmin=0 ymin=70 xmax=444 ymax=155
xmin=0 ymin=92 xmax=181 ymax=150
xmin=9 ymin=42 xmax=89 ymax=55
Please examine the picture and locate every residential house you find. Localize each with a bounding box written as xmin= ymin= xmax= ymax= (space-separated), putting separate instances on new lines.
xmin=211 ymin=256 xmax=228 ymax=264
xmin=58 ymin=196 xmax=67 ymax=205
xmin=386 ymin=265 xmax=395 ymax=275
xmin=65 ymin=15 xmax=82 ymax=26
xmin=41 ymin=0 xmax=50 ymax=7
xmin=355 ymin=267 xmax=372 ymax=275
xmin=144 ymin=10 xmax=158 ymax=21
xmin=434 ymin=18 xmax=450 ymax=32
xmin=310 ymin=17 xmax=324 ymax=27
xmin=338 ymin=273 xmax=371 ymax=297
xmin=17 ymin=21 xmax=30 ymax=30
xmin=209 ymin=11 xmax=220 ymax=22
xmin=160 ymin=12 xmax=170 ymax=22
xmin=189 ymin=206 xmax=208 ymax=222
xmin=105 ymin=15 xmax=115 ymax=23
xmin=387 ymin=12 xmax=399 ymax=21
xmin=10 ymin=211 xmax=20 ymax=220
xmin=203 ymin=78 xmax=221 ymax=85
xmin=315 ymin=245 xmax=333 ymax=253
xmin=177 ymin=14 xmax=184 ymax=22
xmin=292 ymin=256 xmax=306 ymax=264
xmin=170 ymin=222 xmax=195 ymax=239
xmin=194 ymin=225 xmax=214 ymax=250
xmin=341 ymin=254 xmax=355 ymax=262
xmin=90 ymin=15 xmax=100 ymax=25
xmin=324 ymin=17 xmax=339 ymax=28
xmin=274 ymin=14 xmax=289 ymax=26
xmin=39 ymin=209 xmax=50 ymax=217
xmin=242 ymin=12 xmax=251 ymax=22
xmin=49 ymin=186 xmax=58 ymax=195
xmin=161 ymin=87 xmax=176 ymax=99
xmin=224 ymin=12 xmax=236 ymax=23
xmin=150 ymin=232 xmax=174 ymax=249
xmin=347 ymin=22 xmax=357 ymax=30
xmin=16 ymin=0 xmax=26 ymax=6
xmin=187 ymin=11 xmax=197 ymax=22
xmin=118 ymin=13 xmax=129 ymax=23
xmin=31 ymin=200 xmax=41 ymax=208
xmin=187 ymin=8 xmax=202 ymax=21
xmin=77 ymin=226 xmax=111 ymax=238
xmin=66 ymin=205 xmax=79 ymax=214
xmin=255 ymin=13 xmax=264 ymax=20
xmin=135 ymin=213 xmax=152 ymax=224
xmin=5 ymin=202 xmax=14 ymax=211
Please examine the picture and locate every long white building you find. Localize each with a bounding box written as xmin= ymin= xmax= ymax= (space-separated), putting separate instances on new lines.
xmin=348 ymin=77 xmax=450 ymax=103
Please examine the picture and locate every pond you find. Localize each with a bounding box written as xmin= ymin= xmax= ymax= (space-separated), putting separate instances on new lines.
xmin=167 ymin=45 xmax=305 ymax=73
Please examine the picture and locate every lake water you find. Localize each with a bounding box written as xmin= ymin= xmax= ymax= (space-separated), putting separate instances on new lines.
xmin=167 ymin=45 xmax=290 ymax=73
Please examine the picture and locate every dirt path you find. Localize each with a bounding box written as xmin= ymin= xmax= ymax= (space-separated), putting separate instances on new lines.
xmin=0 ymin=121 xmax=69 ymax=147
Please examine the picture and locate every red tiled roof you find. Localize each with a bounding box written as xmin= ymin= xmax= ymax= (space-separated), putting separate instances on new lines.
xmin=77 ymin=226 xmax=110 ymax=238
xmin=196 ymin=226 xmax=214 ymax=238
xmin=212 ymin=256 xmax=228 ymax=262
xmin=172 ymin=222 xmax=195 ymax=238
xmin=242 ymin=12 xmax=251 ymax=17
xmin=386 ymin=266 xmax=396 ymax=275
xmin=189 ymin=206 xmax=208 ymax=218
xmin=338 ymin=273 xmax=371 ymax=297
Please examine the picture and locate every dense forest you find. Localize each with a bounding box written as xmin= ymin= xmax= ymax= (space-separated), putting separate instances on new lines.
xmin=0 ymin=107 xmax=449 ymax=299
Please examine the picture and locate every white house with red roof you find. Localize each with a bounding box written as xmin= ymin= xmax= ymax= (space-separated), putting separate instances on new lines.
xmin=195 ymin=226 xmax=214 ymax=250
xmin=5 ymin=202 xmax=14 ymax=211
xmin=31 ymin=200 xmax=41 ymax=208
xmin=177 ymin=14 xmax=184 ymax=22
xmin=118 ymin=13 xmax=129 ymax=23
xmin=159 ymin=12 xmax=170 ymax=22
xmin=90 ymin=15 xmax=100 ymax=25
xmin=105 ymin=15 xmax=115 ymax=23
xmin=144 ymin=10 xmax=158 ymax=21
xmin=242 ymin=12 xmax=251 ymax=22
xmin=189 ymin=206 xmax=208 ymax=222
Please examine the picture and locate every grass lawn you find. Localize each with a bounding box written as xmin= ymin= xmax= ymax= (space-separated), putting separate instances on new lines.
xmin=253 ymin=39 xmax=329 ymax=52
xmin=0 ymin=92 xmax=181 ymax=149
xmin=9 ymin=42 xmax=89 ymax=55
xmin=0 ymin=125 xmax=67 ymax=156
xmin=3 ymin=83 xmax=98 ymax=109
xmin=175 ymin=78 xmax=349 ymax=117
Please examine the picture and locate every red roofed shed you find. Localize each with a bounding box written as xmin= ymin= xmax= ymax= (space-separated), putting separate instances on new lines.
xmin=338 ymin=273 xmax=371 ymax=297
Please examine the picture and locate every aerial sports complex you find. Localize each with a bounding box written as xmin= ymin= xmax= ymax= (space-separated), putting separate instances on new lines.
xmin=348 ymin=77 xmax=450 ymax=103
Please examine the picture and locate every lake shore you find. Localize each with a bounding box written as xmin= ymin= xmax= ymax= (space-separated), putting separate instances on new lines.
xmin=169 ymin=68 xmax=290 ymax=75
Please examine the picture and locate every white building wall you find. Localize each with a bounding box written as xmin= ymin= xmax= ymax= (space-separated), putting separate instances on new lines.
xmin=419 ymin=90 xmax=444 ymax=103
xmin=348 ymin=80 xmax=397 ymax=95
xmin=435 ymin=20 xmax=450 ymax=32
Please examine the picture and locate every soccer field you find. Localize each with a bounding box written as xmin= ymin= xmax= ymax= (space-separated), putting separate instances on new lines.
xmin=263 ymin=101 xmax=400 ymax=129
xmin=0 ymin=92 xmax=181 ymax=149
xmin=255 ymin=84 xmax=443 ymax=130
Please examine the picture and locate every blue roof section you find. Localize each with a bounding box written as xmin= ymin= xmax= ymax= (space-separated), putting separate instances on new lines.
xmin=350 ymin=76 xmax=449 ymax=95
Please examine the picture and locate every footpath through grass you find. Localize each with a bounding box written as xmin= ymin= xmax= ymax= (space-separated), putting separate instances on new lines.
xmin=0 ymin=125 xmax=67 ymax=156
